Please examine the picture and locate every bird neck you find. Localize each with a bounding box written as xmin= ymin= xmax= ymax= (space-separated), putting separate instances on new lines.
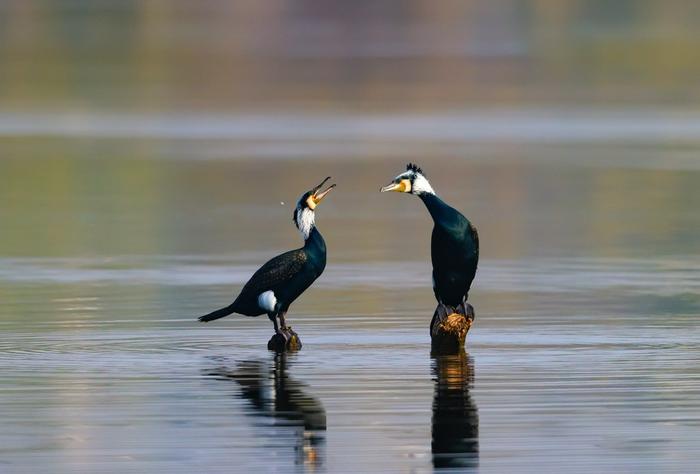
xmin=303 ymin=226 xmax=326 ymax=256
xmin=419 ymin=191 xmax=444 ymax=216
xmin=411 ymin=174 xmax=435 ymax=195
xmin=419 ymin=192 xmax=456 ymax=224
xmin=296 ymin=208 xmax=316 ymax=240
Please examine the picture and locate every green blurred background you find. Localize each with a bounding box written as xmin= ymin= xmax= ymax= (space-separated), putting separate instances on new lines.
xmin=1 ymin=1 xmax=698 ymax=262
xmin=2 ymin=0 xmax=700 ymax=110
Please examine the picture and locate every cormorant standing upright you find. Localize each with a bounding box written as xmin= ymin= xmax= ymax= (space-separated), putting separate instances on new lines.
xmin=381 ymin=164 xmax=479 ymax=331
xmin=198 ymin=177 xmax=335 ymax=334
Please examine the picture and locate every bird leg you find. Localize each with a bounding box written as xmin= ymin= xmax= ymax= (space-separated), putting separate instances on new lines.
xmin=457 ymin=301 xmax=475 ymax=321
xmin=436 ymin=302 xmax=453 ymax=320
xmin=278 ymin=311 xmax=288 ymax=331
xmin=268 ymin=312 xmax=279 ymax=333
xmin=430 ymin=303 xmax=453 ymax=336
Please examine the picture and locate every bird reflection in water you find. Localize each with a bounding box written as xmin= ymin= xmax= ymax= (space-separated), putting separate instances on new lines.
xmin=205 ymin=353 xmax=326 ymax=469
xmin=431 ymin=350 xmax=479 ymax=470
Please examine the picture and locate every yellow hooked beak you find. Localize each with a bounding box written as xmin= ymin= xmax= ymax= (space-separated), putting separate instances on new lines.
xmin=307 ymin=177 xmax=336 ymax=209
xmin=380 ymin=179 xmax=411 ymax=193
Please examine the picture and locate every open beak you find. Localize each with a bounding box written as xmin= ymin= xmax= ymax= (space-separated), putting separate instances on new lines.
xmin=311 ymin=177 xmax=336 ymax=205
xmin=380 ymin=181 xmax=406 ymax=193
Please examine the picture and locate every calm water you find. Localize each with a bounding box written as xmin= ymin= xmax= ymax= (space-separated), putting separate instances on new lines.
xmin=2 ymin=1 xmax=700 ymax=473
xmin=1 ymin=147 xmax=699 ymax=473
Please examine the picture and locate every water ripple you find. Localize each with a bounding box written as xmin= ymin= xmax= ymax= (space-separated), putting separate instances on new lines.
xmin=0 ymin=255 xmax=698 ymax=295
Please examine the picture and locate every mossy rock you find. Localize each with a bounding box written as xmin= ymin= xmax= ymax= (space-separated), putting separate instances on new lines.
xmin=430 ymin=304 xmax=474 ymax=355
xmin=267 ymin=327 xmax=302 ymax=352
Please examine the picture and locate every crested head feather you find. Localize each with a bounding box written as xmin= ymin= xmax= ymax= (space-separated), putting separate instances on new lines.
xmin=398 ymin=163 xmax=433 ymax=195
xmin=406 ymin=163 xmax=424 ymax=175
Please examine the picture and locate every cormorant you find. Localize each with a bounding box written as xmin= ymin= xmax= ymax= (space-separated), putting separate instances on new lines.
xmin=198 ymin=177 xmax=335 ymax=333
xmin=381 ymin=164 xmax=479 ymax=330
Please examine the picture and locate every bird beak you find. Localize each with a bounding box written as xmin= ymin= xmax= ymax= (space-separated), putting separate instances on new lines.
xmin=380 ymin=180 xmax=408 ymax=193
xmin=311 ymin=177 xmax=336 ymax=206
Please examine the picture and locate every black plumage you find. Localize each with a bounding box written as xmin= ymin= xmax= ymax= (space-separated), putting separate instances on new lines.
xmin=381 ymin=164 xmax=479 ymax=317
xmin=421 ymin=192 xmax=479 ymax=307
xmin=198 ymin=177 xmax=334 ymax=333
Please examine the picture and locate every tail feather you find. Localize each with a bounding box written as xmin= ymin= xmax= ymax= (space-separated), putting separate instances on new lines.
xmin=198 ymin=304 xmax=235 ymax=322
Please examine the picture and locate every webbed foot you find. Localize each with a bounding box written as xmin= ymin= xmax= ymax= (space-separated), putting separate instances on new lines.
xmin=457 ymin=301 xmax=475 ymax=321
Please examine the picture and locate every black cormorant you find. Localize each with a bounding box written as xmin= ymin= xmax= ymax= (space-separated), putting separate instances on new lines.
xmin=198 ymin=177 xmax=335 ymax=333
xmin=381 ymin=164 xmax=479 ymax=329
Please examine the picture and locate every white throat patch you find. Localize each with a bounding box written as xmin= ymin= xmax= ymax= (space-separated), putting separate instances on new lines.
xmin=295 ymin=207 xmax=316 ymax=240
xmin=412 ymin=174 xmax=435 ymax=195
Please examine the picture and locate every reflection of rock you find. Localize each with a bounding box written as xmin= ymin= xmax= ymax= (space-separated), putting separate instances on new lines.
xmin=205 ymin=353 xmax=325 ymax=468
xmin=431 ymin=350 xmax=479 ymax=470
xmin=431 ymin=303 xmax=475 ymax=354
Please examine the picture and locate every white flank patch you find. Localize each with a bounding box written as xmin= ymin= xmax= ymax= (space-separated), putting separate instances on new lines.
xmin=257 ymin=290 xmax=277 ymax=312
xmin=295 ymin=207 xmax=316 ymax=240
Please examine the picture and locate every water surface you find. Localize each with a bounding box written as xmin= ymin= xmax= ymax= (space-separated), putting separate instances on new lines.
xmin=2 ymin=1 xmax=700 ymax=472
xmin=1 ymin=152 xmax=699 ymax=473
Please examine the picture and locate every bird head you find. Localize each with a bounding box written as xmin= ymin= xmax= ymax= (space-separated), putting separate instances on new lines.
xmin=380 ymin=163 xmax=434 ymax=195
xmin=293 ymin=177 xmax=336 ymax=238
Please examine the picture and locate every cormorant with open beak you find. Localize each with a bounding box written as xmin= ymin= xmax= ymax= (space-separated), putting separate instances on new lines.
xmin=198 ymin=177 xmax=335 ymax=333
xmin=381 ymin=164 xmax=479 ymax=329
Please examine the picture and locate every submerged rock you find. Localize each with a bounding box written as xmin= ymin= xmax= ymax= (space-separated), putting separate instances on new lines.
xmin=431 ymin=304 xmax=474 ymax=355
xmin=268 ymin=327 xmax=302 ymax=352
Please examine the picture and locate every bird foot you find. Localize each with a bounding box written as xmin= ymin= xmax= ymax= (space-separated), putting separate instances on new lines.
xmin=457 ymin=302 xmax=475 ymax=321
xmin=433 ymin=303 xmax=453 ymax=322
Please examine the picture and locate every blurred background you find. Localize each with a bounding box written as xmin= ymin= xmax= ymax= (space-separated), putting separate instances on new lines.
xmin=1 ymin=2 xmax=699 ymax=473
xmin=3 ymin=0 xmax=700 ymax=109
xmin=0 ymin=0 xmax=698 ymax=260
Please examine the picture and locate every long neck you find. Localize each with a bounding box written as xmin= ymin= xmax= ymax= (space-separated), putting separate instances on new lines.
xmin=304 ymin=226 xmax=326 ymax=254
xmin=296 ymin=208 xmax=326 ymax=255
xmin=419 ymin=191 xmax=443 ymax=218
xmin=296 ymin=208 xmax=316 ymax=240
xmin=419 ymin=192 xmax=458 ymax=224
